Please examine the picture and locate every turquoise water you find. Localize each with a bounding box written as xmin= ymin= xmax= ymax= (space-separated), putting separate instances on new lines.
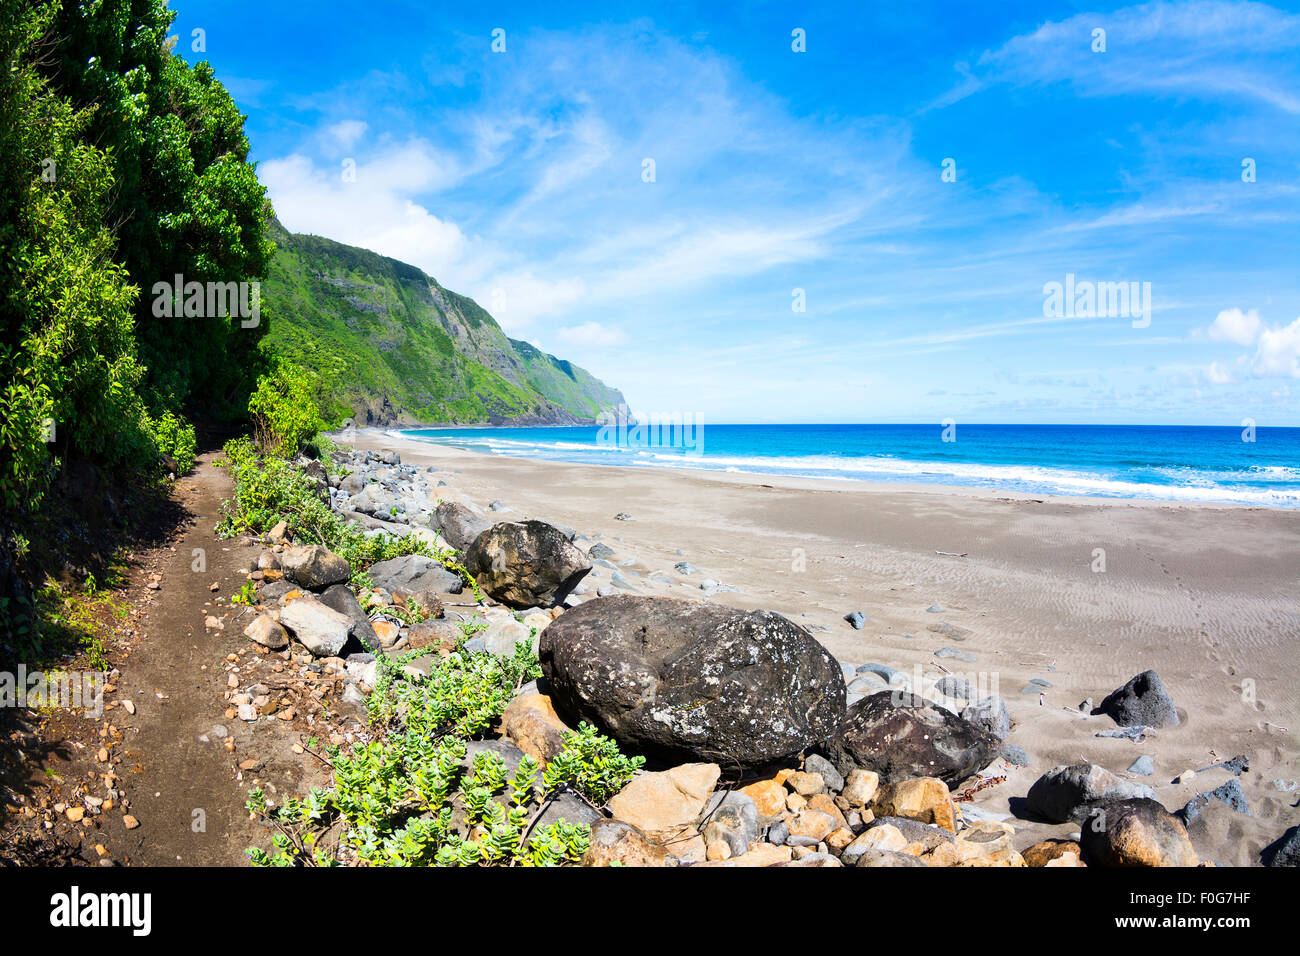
xmin=402 ymin=423 xmax=1300 ymax=508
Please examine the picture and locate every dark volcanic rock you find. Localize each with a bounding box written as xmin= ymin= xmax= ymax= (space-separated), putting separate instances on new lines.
xmin=1264 ymin=825 xmax=1300 ymax=867
xmin=1079 ymin=798 xmax=1199 ymax=867
xmin=1092 ymin=669 xmax=1179 ymax=728
xmin=539 ymin=595 xmax=846 ymax=768
xmin=820 ymin=691 xmax=998 ymax=788
xmin=1179 ymin=778 xmax=1250 ymax=824
xmin=464 ymin=520 xmax=592 ymax=608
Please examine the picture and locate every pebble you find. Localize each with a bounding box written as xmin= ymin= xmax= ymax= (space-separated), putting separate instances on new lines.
xmin=926 ymin=605 xmax=944 ymax=613
xmin=1128 ymin=755 xmax=1155 ymax=776
xmin=845 ymin=611 xmax=866 ymax=630
xmin=935 ymin=647 xmax=976 ymax=662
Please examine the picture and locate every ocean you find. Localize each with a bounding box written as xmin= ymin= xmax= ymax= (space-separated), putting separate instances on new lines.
xmin=402 ymin=423 xmax=1300 ymax=508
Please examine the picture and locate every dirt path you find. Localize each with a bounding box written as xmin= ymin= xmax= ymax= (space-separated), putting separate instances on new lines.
xmin=95 ymin=450 xmax=271 ymax=864
xmin=2 ymin=451 xmax=325 ymax=866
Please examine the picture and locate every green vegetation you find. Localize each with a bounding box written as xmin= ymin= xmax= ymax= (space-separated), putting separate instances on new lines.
xmin=0 ymin=0 xmax=270 ymax=642
xmin=246 ymin=635 xmax=642 ymax=866
xmin=248 ymin=362 xmax=324 ymax=458
xmin=260 ymin=220 xmax=625 ymax=425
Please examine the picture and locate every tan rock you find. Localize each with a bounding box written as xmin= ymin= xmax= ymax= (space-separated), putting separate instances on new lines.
xmin=786 ymin=771 xmax=826 ymax=796
xmin=692 ymin=843 xmax=793 ymax=867
xmin=954 ymin=820 xmax=1017 ymax=861
xmin=583 ymin=819 xmax=675 ymax=867
xmin=1045 ymin=853 xmax=1086 ymax=867
xmin=850 ymin=823 xmax=907 ymax=853
xmin=739 ymin=780 xmax=787 ymax=823
xmin=243 ymin=614 xmax=289 ymax=650
xmin=826 ymin=827 xmax=857 ymax=854
xmin=605 ymin=763 xmax=720 ymax=851
xmin=371 ymin=620 xmax=400 ymax=648
xmin=1022 ymin=839 xmax=1083 ymax=867
xmin=500 ymin=693 xmax=571 ymax=764
xmin=869 ymin=777 xmax=957 ymax=832
xmin=786 ymin=792 xmax=808 ymax=812
xmin=924 ymin=842 xmax=964 ymax=867
xmin=807 ymin=793 xmax=848 ymax=829
xmin=788 ymin=809 xmax=838 ymax=842
xmin=955 ymin=846 xmax=1025 ymax=867
xmin=841 ymin=768 xmax=880 ymax=807
xmin=706 ymin=840 xmax=731 ymax=861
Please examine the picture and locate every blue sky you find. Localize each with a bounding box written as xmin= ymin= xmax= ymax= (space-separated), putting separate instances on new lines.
xmin=177 ymin=0 xmax=1300 ymax=425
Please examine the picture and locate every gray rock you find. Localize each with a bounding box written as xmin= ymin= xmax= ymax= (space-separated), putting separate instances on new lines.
xmin=857 ymin=662 xmax=907 ymax=686
xmin=366 ymin=554 xmax=463 ymax=597
xmin=1128 ymin=755 xmax=1155 ymax=776
xmin=278 ymin=596 xmax=353 ymax=658
xmin=935 ymin=676 xmax=978 ymax=700
xmin=700 ymin=791 xmax=760 ymax=858
xmin=935 ymin=647 xmax=977 ymax=663
xmin=279 ymin=545 xmax=351 ymax=590
xmin=434 ymin=501 xmax=492 ymax=551
xmin=961 ymin=695 xmax=1011 ymax=740
xmin=1265 ymin=825 xmax=1300 ymax=867
xmin=317 ymin=583 xmax=380 ymax=651
xmin=1092 ymin=669 xmax=1179 ymax=728
xmin=674 ymin=561 xmax=699 ymax=575
xmin=927 ymin=621 xmax=971 ymax=641
xmin=540 ymin=595 xmax=846 ymax=768
xmin=1026 ymin=762 xmax=1157 ymax=824
xmin=588 ymin=543 xmax=616 ymax=560
xmin=804 ymin=754 xmax=845 ymax=794
xmin=1199 ymin=754 xmax=1249 ymax=776
xmin=242 ymin=614 xmax=288 ymax=650
xmin=767 ymin=821 xmax=790 ymax=845
xmin=1179 ymin=779 xmax=1250 ymax=824
xmin=845 ymin=611 xmax=866 ymax=630
xmin=480 ymin=617 xmax=535 ymax=657
xmin=1000 ymin=744 xmax=1030 ymax=767
xmin=926 ymin=605 xmax=944 ymax=613
xmin=489 ymin=500 xmax=510 ymax=511
xmin=865 ymin=815 xmax=955 ymax=851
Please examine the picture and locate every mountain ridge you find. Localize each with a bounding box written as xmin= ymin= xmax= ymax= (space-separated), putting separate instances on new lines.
xmin=260 ymin=218 xmax=624 ymax=426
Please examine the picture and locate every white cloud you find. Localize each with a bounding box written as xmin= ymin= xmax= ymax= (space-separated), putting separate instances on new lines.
xmin=1206 ymin=361 xmax=1234 ymax=384
xmin=1207 ymin=307 xmax=1262 ymax=345
xmin=555 ymin=321 xmax=628 ymax=347
xmin=325 ymin=120 xmax=368 ymax=151
xmin=1252 ymin=317 xmax=1300 ymax=378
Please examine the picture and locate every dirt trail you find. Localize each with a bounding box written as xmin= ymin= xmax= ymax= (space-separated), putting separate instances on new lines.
xmin=97 ymin=450 xmax=269 ymax=864
xmin=2 ymin=451 xmax=319 ymax=866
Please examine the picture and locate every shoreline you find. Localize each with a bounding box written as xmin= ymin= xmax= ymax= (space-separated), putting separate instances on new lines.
xmin=381 ymin=426 xmax=1286 ymax=513
xmin=333 ymin=425 xmax=1300 ymax=865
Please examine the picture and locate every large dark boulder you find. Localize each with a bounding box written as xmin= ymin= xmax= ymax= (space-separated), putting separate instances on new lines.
xmin=820 ymin=691 xmax=998 ymax=788
xmin=1092 ymin=669 xmax=1179 ymax=728
xmin=434 ymin=501 xmax=492 ymax=551
xmin=464 ymin=520 xmax=592 ymax=608
xmin=539 ymin=595 xmax=846 ymax=768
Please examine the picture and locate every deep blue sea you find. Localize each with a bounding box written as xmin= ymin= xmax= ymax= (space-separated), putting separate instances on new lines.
xmin=402 ymin=423 xmax=1300 ymax=508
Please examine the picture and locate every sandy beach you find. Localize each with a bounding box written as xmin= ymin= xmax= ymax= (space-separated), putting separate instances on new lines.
xmin=341 ymin=427 xmax=1300 ymax=864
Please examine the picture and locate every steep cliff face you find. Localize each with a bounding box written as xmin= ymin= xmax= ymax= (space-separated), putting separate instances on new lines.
xmin=260 ymin=219 xmax=625 ymax=425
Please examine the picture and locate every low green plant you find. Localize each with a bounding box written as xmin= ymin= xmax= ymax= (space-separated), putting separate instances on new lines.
xmin=248 ymin=362 xmax=323 ymax=458
xmin=543 ymin=722 xmax=645 ymax=805
xmin=244 ymin=639 xmax=636 ymax=867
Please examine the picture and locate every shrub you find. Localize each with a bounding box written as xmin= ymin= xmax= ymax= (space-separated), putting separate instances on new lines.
xmin=144 ymin=410 xmax=197 ymax=475
xmin=248 ymin=363 xmax=323 ymax=458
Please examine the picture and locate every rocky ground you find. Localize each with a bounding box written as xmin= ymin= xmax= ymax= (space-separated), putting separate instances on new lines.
xmin=5 ymin=440 xmax=1296 ymax=868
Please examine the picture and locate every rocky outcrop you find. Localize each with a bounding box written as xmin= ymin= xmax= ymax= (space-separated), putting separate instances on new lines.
xmin=540 ymin=596 xmax=846 ymax=767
